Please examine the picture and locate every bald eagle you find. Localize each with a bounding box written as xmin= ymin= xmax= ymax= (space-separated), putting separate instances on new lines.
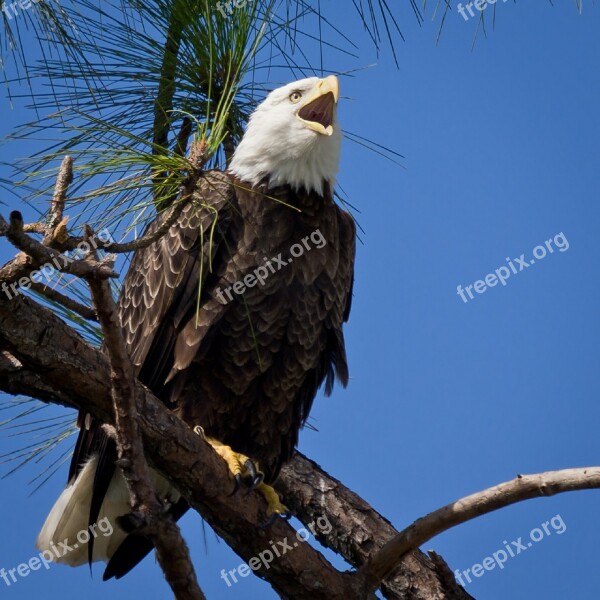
xmin=36 ymin=75 xmax=356 ymax=580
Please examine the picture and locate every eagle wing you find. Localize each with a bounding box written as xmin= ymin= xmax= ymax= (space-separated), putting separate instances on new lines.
xmin=68 ymin=171 xmax=234 ymax=572
xmin=119 ymin=171 xmax=234 ymax=390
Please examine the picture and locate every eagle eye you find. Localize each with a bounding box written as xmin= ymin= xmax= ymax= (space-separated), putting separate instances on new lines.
xmin=289 ymin=91 xmax=302 ymax=103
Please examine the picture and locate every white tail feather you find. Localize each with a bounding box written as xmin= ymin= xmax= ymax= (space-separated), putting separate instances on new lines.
xmin=36 ymin=455 xmax=180 ymax=567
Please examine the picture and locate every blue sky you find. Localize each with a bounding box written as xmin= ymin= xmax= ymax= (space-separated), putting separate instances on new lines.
xmin=1 ymin=1 xmax=599 ymax=599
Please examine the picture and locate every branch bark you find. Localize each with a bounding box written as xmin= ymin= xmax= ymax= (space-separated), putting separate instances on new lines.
xmin=278 ymin=455 xmax=475 ymax=600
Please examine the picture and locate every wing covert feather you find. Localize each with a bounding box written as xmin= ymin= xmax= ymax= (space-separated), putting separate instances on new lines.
xmin=118 ymin=171 xmax=233 ymax=375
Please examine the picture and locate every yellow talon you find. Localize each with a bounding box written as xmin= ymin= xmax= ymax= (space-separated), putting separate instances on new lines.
xmin=193 ymin=426 xmax=264 ymax=485
xmin=206 ymin=437 xmax=252 ymax=479
xmin=192 ymin=427 xmax=287 ymax=518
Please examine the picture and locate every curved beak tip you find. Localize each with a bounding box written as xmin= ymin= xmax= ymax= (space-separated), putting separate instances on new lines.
xmin=320 ymin=75 xmax=339 ymax=103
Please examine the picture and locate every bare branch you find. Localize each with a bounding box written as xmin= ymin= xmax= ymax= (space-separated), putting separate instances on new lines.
xmin=0 ymin=211 xmax=118 ymax=281
xmin=359 ymin=468 xmax=600 ymax=593
xmin=20 ymin=156 xmax=73 ymax=243
xmin=89 ymin=199 xmax=186 ymax=254
xmin=29 ymin=282 xmax=97 ymax=321
xmin=23 ymin=223 xmax=47 ymax=235
xmin=47 ymin=155 xmax=73 ymax=235
xmin=85 ymin=239 xmax=206 ymax=600
xmin=2 ymin=151 xmax=212 ymax=270
xmin=75 ymin=140 xmax=208 ymax=254
xmin=0 ymin=252 xmax=31 ymax=286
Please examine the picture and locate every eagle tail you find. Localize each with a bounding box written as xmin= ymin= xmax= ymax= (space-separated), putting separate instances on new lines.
xmin=36 ymin=453 xmax=184 ymax=575
xmin=36 ymin=455 xmax=129 ymax=567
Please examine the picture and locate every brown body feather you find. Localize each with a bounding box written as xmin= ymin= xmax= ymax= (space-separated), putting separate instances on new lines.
xmin=69 ymin=170 xmax=356 ymax=579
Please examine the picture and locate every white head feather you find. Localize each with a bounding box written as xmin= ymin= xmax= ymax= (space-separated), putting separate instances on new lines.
xmin=229 ymin=76 xmax=342 ymax=196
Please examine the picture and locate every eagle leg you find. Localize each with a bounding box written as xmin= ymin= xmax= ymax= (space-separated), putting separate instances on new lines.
xmin=194 ymin=426 xmax=264 ymax=493
xmin=192 ymin=426 xmax=288 ymax=521
xmin=256 ymin=482 xmax=290 ymax=525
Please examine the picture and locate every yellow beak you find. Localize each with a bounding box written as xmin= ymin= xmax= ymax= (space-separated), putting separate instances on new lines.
xmin=297 ymin=75 xmax=339 ymax=136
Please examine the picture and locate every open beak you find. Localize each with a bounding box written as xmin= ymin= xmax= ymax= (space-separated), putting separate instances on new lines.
xmin=297 ymin=75 xmax=339 ymax=136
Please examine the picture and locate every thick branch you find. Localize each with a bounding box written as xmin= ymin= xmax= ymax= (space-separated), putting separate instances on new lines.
xmin=0 ymin=292 xmax=367 ymax=600
xmin=0 ymin=351 xmax=75 ymax=409
xmin=278 ymin=454 xmax=474 ymax=600
xmin=0 ymin=251 xmax=36 ymax=284
xmin=5 ymin=297 xmax=596 ymax=599
xmin=8 ymin=291 xmax=592 ymax=598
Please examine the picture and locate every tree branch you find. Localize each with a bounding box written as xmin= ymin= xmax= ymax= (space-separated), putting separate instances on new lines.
xmin=84 ymin=234 xmax=206 ymax=600
xmin=47 ymin=155 xmax=72 ymax=236
xmin=0 ymin=351 xmax=75 ymax=409
xmin=28 ymin=282 xmax=97 ymax=321
xmin=0 ymin=211 xmax=118 ymax=281
xmin=0 ymin=291 xmax=369 ymax=600
xmin=4 ymin=292 xmax=597 ymax=599
xmin=88 ymin=199 xmax=186 ymax=254
xmin=8 ymin=297 xmax=600 ymax=600
xmin=358 ymin=468 xmax=600 ymax=594
xmin=278 ymin=454 xmax=475 ymax=600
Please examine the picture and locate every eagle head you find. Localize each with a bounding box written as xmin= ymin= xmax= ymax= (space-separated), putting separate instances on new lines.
xmin=229 ymin=76 xmax=341 ymax=195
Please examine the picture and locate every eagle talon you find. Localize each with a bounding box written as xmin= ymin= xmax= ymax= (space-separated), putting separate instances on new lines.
xmin=243 ymin=459 xmax=264 ymax=488
xmin=229 ymin=473 xmax=243 ymax=496
xmin=259 ymin=509 xmax=291 ymax=529
xmin=198 ymin=434 xmax=265 ymax=494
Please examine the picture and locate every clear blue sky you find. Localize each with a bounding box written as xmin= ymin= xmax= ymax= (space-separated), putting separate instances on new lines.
xmin=1 ymin=2 xmax=599 ymax=599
